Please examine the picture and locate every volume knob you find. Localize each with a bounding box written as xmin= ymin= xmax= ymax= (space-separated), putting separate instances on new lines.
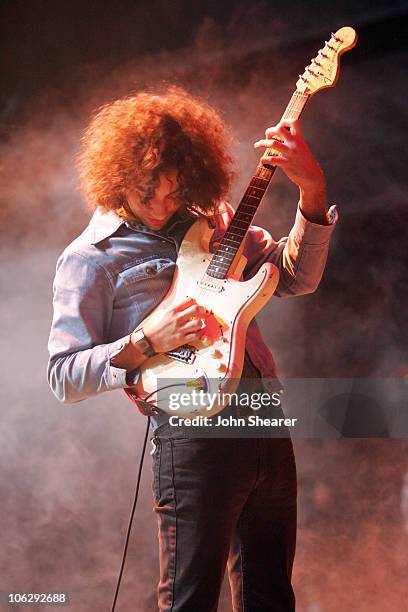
xmin=217 ymin=364 xmax=227 ymax=373
xmin=211 ymin=350 xmax=222 ymax=358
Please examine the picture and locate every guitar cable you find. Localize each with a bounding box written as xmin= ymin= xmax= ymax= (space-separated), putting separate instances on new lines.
xmin=110 ymin=407 xmax=152 ymax=611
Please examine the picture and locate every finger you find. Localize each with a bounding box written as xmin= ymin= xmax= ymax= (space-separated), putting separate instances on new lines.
xmin=180 ymin=304 xmax=208 ymax=321
xmin=264 ymin=123 xmax=294 ymax=141
xmin=279 ymin=118 xmax=302 ymax=137
xmin=184 ymin=326 xmax=208 ymax=341
xmin=261 ymin=154 xmax=289 ymax=168
xmin=182 ymin=318 xmax=205 ymax=334
xmin=173 ymin=297 xmax=199 ymax=313
xmin=254 ymin=139 xmax=291 ymax=156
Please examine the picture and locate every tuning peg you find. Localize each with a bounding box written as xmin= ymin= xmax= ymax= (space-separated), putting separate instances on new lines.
xmin=304 ymin=66 xmax=313 ymax=75
xmin=324 ymin=38 xmax=337 ymax=50
xmin=331 ymin=32 xmax=341 ymax=41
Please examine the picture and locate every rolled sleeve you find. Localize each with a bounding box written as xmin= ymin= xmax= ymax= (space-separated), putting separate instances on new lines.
xmin=243 ymin=204 xmax=338 ymax=297
xmin=292 ymin=204 xmax=338 ymax=245
xmin=47 ymin=250 xmax=135 ymax=403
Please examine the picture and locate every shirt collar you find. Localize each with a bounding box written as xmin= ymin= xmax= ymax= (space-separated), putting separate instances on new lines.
xmin=88 ymin=207 xmax=198 ymax=245
xmin=88 ymin=209 xmax=125 ymax=245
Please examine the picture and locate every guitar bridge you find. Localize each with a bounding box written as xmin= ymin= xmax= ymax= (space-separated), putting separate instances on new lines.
xmin=166 ymin=344 xmax=196 ymax=364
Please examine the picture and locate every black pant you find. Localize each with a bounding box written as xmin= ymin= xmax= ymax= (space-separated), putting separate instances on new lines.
xmin=150 ymin=426 xmax=297 ymax=611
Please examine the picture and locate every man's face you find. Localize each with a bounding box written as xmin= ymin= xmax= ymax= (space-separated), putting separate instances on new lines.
xmin=126 ymin=168 xmax=182 ymax=230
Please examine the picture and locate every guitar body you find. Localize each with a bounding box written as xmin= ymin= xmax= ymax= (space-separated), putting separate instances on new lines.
xmin=133 ymin=217 xmax=279 ymax=417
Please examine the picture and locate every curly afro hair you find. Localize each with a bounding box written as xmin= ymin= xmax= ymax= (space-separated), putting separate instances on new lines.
xmin=77 ymin=86 xmax=234 ymax=217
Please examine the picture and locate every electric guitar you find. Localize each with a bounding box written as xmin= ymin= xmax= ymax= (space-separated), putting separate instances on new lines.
xmin=125 ymin=26 xmax=357 ymax=418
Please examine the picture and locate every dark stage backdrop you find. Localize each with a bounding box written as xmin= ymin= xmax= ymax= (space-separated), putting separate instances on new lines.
xmin=0 ymin=1 xmax=407 ymax=610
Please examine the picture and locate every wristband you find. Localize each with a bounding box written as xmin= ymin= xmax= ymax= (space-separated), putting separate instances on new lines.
xmin=131 ymin=328 xmax=156 ymax=357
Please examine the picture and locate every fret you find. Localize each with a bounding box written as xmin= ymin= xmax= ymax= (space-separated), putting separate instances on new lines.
xmin=209 ymin=261 xmax=229 ymax=270
xmin=222 ymin=236 xmax=240 ymax=245
xmin=247 ymin=184 xmax=264 ymax=193
xmin=239 ymin=201 xmax=257 ymax=210
xmin=256 ymin=170 xmax=274 ymax=181
xmin=228 ymin=225 xmax=247 ymax=233
xmin=218 ymin=253 xmax=236 ymax=260
xmin=213 ymin=250 xmax=235 ymax=260
xmin=209 ymin=262 xmax=230 ymax=270
xmin=237 ymin=205 xmax=256 ymax=215
xmin=233 ymin=218 xmax=252 ymax=229
xmin=229 ymin=217 xmax=249 ymax=226
xmin=229 ymin=222 xmax=251 ymax=233
xmin=235 ymin=207 xmax=253 ymax=216
xmin=241 ymin=194 xmax=259 ymax=203
xmin=234 ymin=217 xmax=252 ymax=225
xmin=213 ymin=258 xmax=234 ymax=267
xmin=244 ymin=190 xmax=262 ymax=200
xmin=222 ymin=237 xmax=241 ymax=253
xmin=242 ymin=194 xmax=261 ymax=205
xmin=229 ymin=219 xmax=249 ymax=228
xmin=207 ymin=266 xmax=230 ymax=276
xmin=211 ymin=254 xmax=232 ymax=263
xmin=251 ymin=176 xmax=269 ymax=186
xmin=283 ymin=108 xmax=301 ymax=115
xmin=282 ymin=92 xmax=308 ymax=119
xmin=254 ymin=173 xmax=269 ymax=183
xmin=250 ymin=176 xmax=269 ymax=185
xmin=226 ymin=231 xmax=246 ymax=241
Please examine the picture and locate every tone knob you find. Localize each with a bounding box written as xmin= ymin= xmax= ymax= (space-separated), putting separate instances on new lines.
xmin=217 ymin=364 xmax=227 ymax=373
xmin=211 ymin=350 xmax=222 ymax=358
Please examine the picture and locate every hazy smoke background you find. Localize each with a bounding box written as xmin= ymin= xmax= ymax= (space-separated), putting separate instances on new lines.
xmin=1 ymin=1 xmax=407 ymax=610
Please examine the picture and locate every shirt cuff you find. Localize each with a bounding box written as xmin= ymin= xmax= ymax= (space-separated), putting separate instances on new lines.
xmin=105 ymin=337 xmax=134 ymax=390
xmin=125 ymin=367 xmax=141 ymax=387
xmin=292 ymin=204 xmax=339 ymax=245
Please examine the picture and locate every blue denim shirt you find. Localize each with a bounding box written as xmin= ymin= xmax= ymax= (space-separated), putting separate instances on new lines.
xmin=47 ymin=202 xmax=338 ymax=425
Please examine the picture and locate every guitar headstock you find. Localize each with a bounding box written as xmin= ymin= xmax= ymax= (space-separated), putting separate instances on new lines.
xmin=296 ymin=26 xmax=357 ymax=95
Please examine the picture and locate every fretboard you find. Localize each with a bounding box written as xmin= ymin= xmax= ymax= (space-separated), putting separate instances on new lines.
xmin=206 ymin=90 xmax=309 ymax=279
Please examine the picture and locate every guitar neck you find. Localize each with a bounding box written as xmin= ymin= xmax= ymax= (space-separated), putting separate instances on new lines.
xmin=206 ymin=90 xmax=309 ymax=280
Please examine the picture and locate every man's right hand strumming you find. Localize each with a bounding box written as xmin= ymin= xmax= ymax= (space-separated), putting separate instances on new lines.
xmin=143 ymin=297 xmax=208 ymax=353
xmin=110 ymin=297 xmax=208 ymax=373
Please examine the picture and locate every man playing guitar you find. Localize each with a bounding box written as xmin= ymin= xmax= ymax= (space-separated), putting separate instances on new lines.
xmin=48 ymin=87 xmax=337 ymax=611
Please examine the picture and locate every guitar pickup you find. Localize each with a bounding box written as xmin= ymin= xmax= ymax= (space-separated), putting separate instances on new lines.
xmin=166 ymin=344 xmax=196 ymax=364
